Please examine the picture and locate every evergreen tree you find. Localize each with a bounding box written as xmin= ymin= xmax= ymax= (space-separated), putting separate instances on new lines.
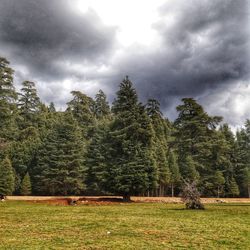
xmin=242 ymin=167 xmax=250 ymax=198
xmin=146 ymin=99 xmax=171 ymax=196
xmin=85 ymin=121 xmax=111 ymax=195
xmin=33 ymin=112 xmax=85 ymax=195
xmin=94 ymin=90 xmax=110 ymax=119
xmin=102 ymin=76 xmax=157 ymax=201
xmin=174 ymin=98 xmax=222 ymax=192
xmin=18 ymin=81 xmax=41 ymax=127
xmin=0 ymin=57 xmax=18 ymax=141
xmin=20 ymin=172 xmax=32 ymax=195
xmin=10 ymin=126 xmax=40 ymax=192
xmin=227 ymin=177 xmax=240 ymax=197
xmin=213 ymin=170 xmax=225 ymax=198
xmin=48 ymin=102 xmax=56 ymax=113
xmin=0 ymin=157 xmax=15 ymax=195
xmin=235 ymin=121 xmax=250 ymax=197
xmin=67 ymin=91 xmax=96 ymax=138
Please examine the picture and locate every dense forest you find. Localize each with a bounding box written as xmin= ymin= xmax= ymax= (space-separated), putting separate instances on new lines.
xmin=0 ymin=57 xmax=250 ymax=199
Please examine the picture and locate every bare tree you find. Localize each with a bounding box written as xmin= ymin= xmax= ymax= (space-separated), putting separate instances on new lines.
xmin=181 ymin=180 xmax=204 ymax=209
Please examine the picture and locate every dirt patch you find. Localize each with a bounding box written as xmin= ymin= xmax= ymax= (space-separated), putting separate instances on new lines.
xmin=7 ymin=196 xmax=250 ymax=205
xmin=27 ymin=197 xmax=126 ymax=206
xmin=28 ymin=198 xmax=74 ymax=206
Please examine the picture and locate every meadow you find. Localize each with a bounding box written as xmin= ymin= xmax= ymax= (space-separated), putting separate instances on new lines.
xmin=0 ymin=201 xmax=249 ymax=249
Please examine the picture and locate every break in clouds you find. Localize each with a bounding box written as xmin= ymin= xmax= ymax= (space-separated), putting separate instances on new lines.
xmin=0 ymin=0 xmax=249 ymax=127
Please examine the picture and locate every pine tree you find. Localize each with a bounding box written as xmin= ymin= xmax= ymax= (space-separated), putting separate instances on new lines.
xmin=0 ymin=57 xmax=18 ymax=141
xmin=20 ymin=172 xmax=32 ymax=195
xmin=235 ymin=121 xmax=250 ymax=197
xmin=85 ymin=121 xmax=110 ymax=195
xmin=102 ymin=76 xmax=157 ymax=201
xmin=18 ymin=81 xmax=41 ymax=127
xmin=67 ymin=91 xmax=96 ymax=138
xmin=227 ymin=177 xmax=240 ymax=197
xmin=33 ymin=112 xmax=85 ymax=195
xmin=174 ymin=98 xmax=222 ymax=191
xmin=48 ymin=102 xmax=56 ymax=113
xmin=94 ymin=90 xmax=110 ymax=119
xmin=146 ymin=99 xmax=171 ymax=196
xmin=0 ymin=157 xmax=15 ymax=195
xmin=213 ymin=170 xmax=225 ymax=198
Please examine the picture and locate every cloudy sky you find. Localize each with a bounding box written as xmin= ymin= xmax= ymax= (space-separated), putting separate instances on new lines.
xmin=0 ymin=0 xmax=249 ymax=128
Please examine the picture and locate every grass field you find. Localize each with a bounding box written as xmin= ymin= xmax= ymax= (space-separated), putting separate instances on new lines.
xmin=0 ymin=201 xmax=250 ymax=249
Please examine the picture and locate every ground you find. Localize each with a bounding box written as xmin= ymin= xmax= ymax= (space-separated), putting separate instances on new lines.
xmin=0 ymin=198 xmax=250 ymax=249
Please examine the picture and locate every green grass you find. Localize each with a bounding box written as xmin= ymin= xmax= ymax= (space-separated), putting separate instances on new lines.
xmin=0 ymin=201 xmax=249 ymax=249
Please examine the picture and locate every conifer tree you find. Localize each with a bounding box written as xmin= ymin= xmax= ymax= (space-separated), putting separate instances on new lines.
xmin=146 ymin=99 xmax=171 ymax=196
xmin=213 ymin=170 xmax=225 ymax=198
xmin=174 ymin=98 xmax=222 ymax=190
xmin=20 ymin=172 xmax=32 ymax=195
xmin=94 ymin=90 xmax=110 ymax=119
xmin=67 ymin=91 xmax=96 ymax=138
xmin=48 ymin=102 xmax=56 ymax=113
xmin=33 ymin=112 xmax=85 ymax=195
xmin=85 ymin=121 xmax=111 ymax=195
xmin=18 ymin=81 xmax=41 ymax=127
xmin=103 ymin=76 xmax=157 ymax=201
xmin=235 ymin=122 xmax=250 ymax=197
xmin=0 ymin=57 xmax=18 ymax=141
xmin=0 ymin=157 xmax=15 ymax=195
xmin=227 ymin=177 xmax=240 ymax=197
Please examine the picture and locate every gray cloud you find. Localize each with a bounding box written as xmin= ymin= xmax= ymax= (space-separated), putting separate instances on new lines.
xmin=103 ymin=0 xmax=249 ymax=123
xmin=0 ymin=0 xmax=249 ymax=126
xmin=0 ymin=0 xmax=116 ymax=82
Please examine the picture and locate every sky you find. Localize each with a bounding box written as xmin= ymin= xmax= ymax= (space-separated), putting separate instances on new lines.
xmin=0 ymin=0 xmax=249 ymax=128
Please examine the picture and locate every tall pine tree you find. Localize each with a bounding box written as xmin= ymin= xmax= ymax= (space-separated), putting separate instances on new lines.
xmin=33 ymin=112 xmax=85 ymax=195
xmin=101 ymin=77 xmax=157 ymax=201
xmin=0 ymin=157 xmax=15 ymax=195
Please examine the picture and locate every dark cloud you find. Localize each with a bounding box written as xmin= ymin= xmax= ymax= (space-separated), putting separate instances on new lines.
xmin=0 ymin=0 xmax=116 ymax=81
xmin=113 ymin=0 xmax=249 ymax=114
xmin=0 ymin=0 xmax=249 ymax=126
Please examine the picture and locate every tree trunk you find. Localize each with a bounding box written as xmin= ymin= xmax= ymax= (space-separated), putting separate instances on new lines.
xmin=248 ymin=185 xmax=250 ymax=198
xmin=217 ymin=186 xmax=220 ymax=198
xmin=123 ymin=194 xmax=131 ymax=202
xmin=171 ymin=184 xmax=174 ymax=197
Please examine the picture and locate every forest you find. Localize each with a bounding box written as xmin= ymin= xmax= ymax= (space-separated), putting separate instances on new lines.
xmin=0 ymin=56 xmax=250 ymax=199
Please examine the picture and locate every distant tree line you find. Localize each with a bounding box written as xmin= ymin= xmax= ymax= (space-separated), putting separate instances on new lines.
xmin=0 ymin=57 xmax=250 ymax=200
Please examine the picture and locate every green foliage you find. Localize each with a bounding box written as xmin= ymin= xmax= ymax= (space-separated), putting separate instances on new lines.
xmin=33 ymin=112 xmax=85 ymax=195
xmin=99 ymin=76 xmax=157 ymax=200
xmin=18 ymin=81 xmax=41 ymax=128
xmin=0 ymin=57 xmax=18 ymax=141
xmin=20 ymin=172 xmax=32 ymax=195
xmin=227 ymin=177 xmax=240 ymax=197
xmin=94 ymin=89 xmax=110 ymax=119
xmin=213 ymin=170 xmax=225 ymax=198
xmin=1 ymin=56 xmax=250 ymax=198
xmin=147 ymin=99 xmax=171 ymax=196
xmin=0 ymin=157 xmax=15 ymax=195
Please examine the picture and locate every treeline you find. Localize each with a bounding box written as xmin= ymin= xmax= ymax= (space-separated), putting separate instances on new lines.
xmin=0 ymin=57 xmax=249 ymax=199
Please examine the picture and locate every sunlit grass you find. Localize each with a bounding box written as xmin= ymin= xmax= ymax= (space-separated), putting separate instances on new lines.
xmin=0 ymin=201 xmax=249 ymax=249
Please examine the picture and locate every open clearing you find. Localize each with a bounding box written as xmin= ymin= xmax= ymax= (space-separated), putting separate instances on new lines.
xmin=0 ymin=200 xmax=250 ymax=249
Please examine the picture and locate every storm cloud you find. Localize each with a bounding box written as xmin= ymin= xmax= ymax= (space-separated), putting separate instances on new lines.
xmin=0 ymin=0 xmax=116 ymax=81
xmin=0 ymin=0 xmax=249 ymax=126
